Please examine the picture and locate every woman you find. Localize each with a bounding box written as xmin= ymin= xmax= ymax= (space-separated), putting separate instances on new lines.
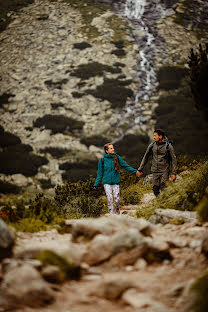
xmin=93 ymin=143 xmax=140 ymax=215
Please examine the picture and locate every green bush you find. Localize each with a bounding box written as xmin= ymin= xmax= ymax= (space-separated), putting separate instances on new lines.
xmin=0 ymin=125 xmax=21 ymax=147
xmin=80 ymin=135 xmax=109 ymax=147
xmin=73 ymin=42 xmax=92 ymax=50
xmin=86 ymin=78 xmax=133 ymax=109
xmin=157 ymin=66 xmax=188 ymax=90
xmin=26 ymin=193 xmax=63 ymax=224
xmin=55 ymin=177 xmax=105 ymax=218
xmin=71 ymin=92 xmax=84 ymax=98
xmin=189 ymin=270 xmax=208 ymax=312
xmin=0 ymin=180 xmax=21 ymax=194
xmin=40 ymin=147 xmax=69 ymax=159
xmin=111 ymin=49 xmax=126 ymax=57
xmin=59 ymin=160 xmax=98 ymax=182
xmin=70 ymin=62 xmax=121 ymax=80
xmin=12 ymin=218 xmax=47 ymax=233
xmin=37 ymin=250 xmax=81 ymax=281
xmin=0 ymin=148 xmax=48 ymax=176
xmin=44 ymin=79 xmax=68 ymax=89
xmin=196 ymin=187 xmax=208 ymax=222
xmin=121 ymin=178 xmax=152 ymax=205
xmin=51 ymin=102 xmax=64 ymax=109
xmin=38 ymin=179 xmax=53 ymax=190
xmin=33 ymin=114 xmax=84 ymax=134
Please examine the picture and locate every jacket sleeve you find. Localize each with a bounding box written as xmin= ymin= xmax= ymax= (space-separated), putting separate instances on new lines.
xmin=138 ymin=144 xmax=152 ymax=172
xmin=169 ymin=145 xmax=177 ymax=174
xmin=94 ymin=158 xmax=103 ymax=187
xmin=117 ymin=155 xmax=137 ymax=174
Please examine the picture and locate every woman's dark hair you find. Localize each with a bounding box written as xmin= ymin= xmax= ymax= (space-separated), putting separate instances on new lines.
xmin=104 ymin=143 xmax=120 ymax=172
xmin=154 ymin=129 xmax=165 ymax=138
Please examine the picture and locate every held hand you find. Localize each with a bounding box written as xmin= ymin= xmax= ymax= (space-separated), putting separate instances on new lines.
xmin=136 ymin=171 xmax=143 ymax=178
xmin=171 ymin=174 xmax=176 ymax=182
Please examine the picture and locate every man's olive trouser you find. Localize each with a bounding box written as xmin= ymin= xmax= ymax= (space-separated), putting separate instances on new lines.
xmin=152 ymin=171 xmax=169 ymax=196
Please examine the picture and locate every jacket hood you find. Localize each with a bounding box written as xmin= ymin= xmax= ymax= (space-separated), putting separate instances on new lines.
xmin=155 ymin=136 xmax=168 ymax=144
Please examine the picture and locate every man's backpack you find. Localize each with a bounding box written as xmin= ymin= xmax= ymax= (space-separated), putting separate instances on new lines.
xmin=149 ymin=141 xmax=172 ymax=164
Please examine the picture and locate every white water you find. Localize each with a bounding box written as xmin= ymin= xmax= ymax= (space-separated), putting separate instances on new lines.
xmin=125 ymin=0 xmax=146 ymax=19
xmin=125 ymin=0 xmax=157 ymax=106
xmin=114 ymin=0 xmax=173 ymax=136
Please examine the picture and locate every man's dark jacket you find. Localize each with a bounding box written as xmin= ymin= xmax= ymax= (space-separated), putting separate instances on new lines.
xmin=138 ymin=137 xmax=177 ymax=174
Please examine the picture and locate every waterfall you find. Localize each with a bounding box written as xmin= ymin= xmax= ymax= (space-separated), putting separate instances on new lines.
xmin=125 ymin=0 xmax=146 ymax=19
xmin=117 ymin=0 xmax=158 ymax=127
xmin=114 ymin=0 xmax=174 ymax=137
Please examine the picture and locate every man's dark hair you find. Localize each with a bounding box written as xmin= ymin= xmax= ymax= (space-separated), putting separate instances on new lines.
xmin=154 ymin=129 xmax=165 ymax=138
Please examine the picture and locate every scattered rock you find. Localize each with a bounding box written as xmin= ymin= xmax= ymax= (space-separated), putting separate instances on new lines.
xmin=122 ymin=288 xmax=171 ymax=311
xmin=0 ymin=219 xmax=15 ymax=261
xmin=149 ymin=209 xmax=197 ymax=225
xmin=41 ymin=265 xmax=63 ymax=284
xmin=83 ymin=229 xmax=147 ymax=265
xmin=92 ymin=276 xmax=134 ymax=300
xmin=201 ymin=231 xmax=208 ymax=257
xmin=69 ymin=215 xmax=154 ymax=242
xmin=0 ymin=264 xmax=54 ymax=309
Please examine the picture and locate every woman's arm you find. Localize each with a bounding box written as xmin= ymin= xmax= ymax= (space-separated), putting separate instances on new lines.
xmin=117 ymin=155 xmax=137 ymax=174
xmin=94 ymin=158 xmax=103 ymax=186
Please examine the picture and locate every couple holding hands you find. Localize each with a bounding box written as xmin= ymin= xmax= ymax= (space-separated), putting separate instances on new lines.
xmin=93 ymin=129 xmax=177 ymax=215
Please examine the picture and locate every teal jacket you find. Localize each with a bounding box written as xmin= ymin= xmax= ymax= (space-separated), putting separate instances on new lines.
xmin=94 ymin=153 xmax=137 ymax=187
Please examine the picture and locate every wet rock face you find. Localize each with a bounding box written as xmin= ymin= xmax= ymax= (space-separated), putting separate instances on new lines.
xmin=0 ymin=0 xmax=140 ymax=188
xmin=0 ymin=0 xmax=208 ymax=190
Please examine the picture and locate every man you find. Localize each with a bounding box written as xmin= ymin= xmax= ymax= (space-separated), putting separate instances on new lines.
xmin=137 ymin=129 xmax=177 ymax=196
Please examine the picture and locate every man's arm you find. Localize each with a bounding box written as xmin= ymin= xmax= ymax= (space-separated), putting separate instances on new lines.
xmin=138 ymin=144 xmax=152 ymax=173
xmin=169 ymin=144 xmax=177 ymax=177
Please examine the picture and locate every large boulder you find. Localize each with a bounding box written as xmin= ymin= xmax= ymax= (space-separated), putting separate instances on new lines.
xmin=0 ymin=219 xmax=15 ymax=261
xmin=14 ymin=240 xmax=86 ymax=266
xmin=149 ymin=209 xmax=197 ymax=225
xmin=0 ymin=264 xmax=54 ymax=309
xmin=83 ymin=228 xmax=148 ymax=265
xmin=67 ymin=215 xmax=154 ymax=242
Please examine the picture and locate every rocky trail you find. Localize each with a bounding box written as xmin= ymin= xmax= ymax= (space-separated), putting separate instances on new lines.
xmin=1 ymin=191 xmax=208 ymax=312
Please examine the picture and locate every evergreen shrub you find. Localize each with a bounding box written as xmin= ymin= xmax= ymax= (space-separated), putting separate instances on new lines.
xmin=86 ymin=78 xmax=133 ymax=108
xmin=33 ymin=115 xmax=84 ymax=134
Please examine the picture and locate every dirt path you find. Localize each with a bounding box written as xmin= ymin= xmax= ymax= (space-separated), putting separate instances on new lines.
xmin=13 ymin=215 xmax=208 ymax=312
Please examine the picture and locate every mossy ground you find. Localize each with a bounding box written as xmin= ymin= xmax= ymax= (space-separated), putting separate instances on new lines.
xmin=120 ymin=178 xmax=152 ymax=206
xmin=136 ymin=161 xmax=208 ymax=220
xmin=37 ymin=249 xmax=81 ymax=281
xmin=49 ymin=0 xmax=132 ymax=44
